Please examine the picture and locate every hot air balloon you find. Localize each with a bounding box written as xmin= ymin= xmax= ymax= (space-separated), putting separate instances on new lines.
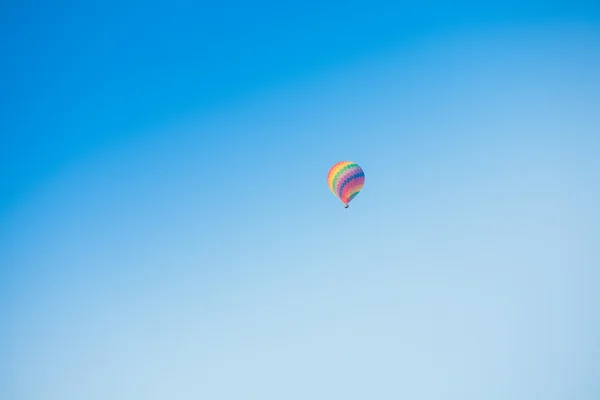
xmin=327 ymin=161 xmax=365 ymax=208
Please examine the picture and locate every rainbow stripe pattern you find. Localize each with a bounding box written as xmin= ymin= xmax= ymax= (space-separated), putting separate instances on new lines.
xmin=326 ymin=161 xmax=365 ymax=206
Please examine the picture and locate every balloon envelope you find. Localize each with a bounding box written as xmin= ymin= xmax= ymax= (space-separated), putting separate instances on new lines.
xmin=327 ymin=161 xmax=365 ymax=206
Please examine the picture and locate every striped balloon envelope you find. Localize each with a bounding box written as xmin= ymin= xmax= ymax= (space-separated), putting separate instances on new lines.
xmin=326 ymin=161 xmax=365 ymax=208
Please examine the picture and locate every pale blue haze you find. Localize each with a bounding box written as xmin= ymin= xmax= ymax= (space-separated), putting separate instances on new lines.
xmin=2 ymin=1 xmax=600 ymax=399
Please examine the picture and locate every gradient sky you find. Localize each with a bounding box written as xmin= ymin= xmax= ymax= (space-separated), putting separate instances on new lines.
xmin=2 ymin=1 xmax=600 ymax=399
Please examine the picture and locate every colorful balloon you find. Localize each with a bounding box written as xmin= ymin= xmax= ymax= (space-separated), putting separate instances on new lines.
xmin=327 ymin=161 xmax=365 ymax=208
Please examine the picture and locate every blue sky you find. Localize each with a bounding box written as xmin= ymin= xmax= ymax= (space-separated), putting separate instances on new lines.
xmin=2 ymin=1 xmax=600 ymax=399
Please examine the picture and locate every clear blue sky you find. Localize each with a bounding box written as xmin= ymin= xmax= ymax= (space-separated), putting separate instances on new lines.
xmin=2 ymin=1 xmax=600 ymax=399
